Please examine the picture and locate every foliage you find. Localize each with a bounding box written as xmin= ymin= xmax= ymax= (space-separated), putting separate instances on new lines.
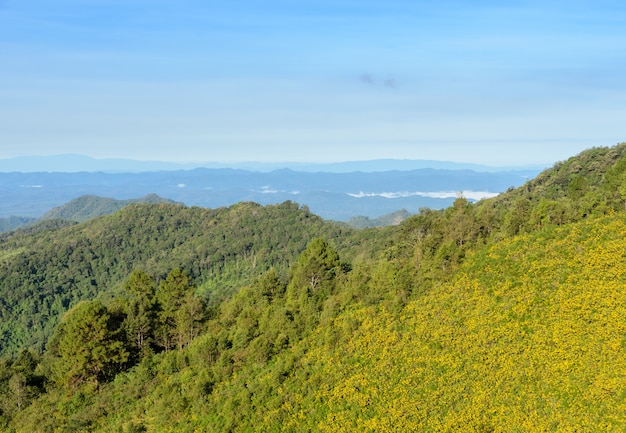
xmin=0 ymin=216 xmax=37 ymax=233
xmin=47 ymin=300 xmax=128 ymax=389
xmin=29 ymin=212 xmax=622 ymax=433
xmin=156 ymin=268 xmax=205 ymax=352
xmin=281 ymin=215 xmax=626 ymax=432
xmin=345 ymin=209 xmax=411 ymax=229
xmin=41 ymin=194 xmax=179 ymax=223
xmin=1 ymin=144 xmax=626 ymax=432
xmin=0 ymin=200 xmax=355 ymax=357
xmin=122 ymin=270 xmax=158 ymax=357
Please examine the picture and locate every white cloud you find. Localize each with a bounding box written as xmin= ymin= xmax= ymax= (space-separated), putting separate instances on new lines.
xmin=346 ymin=191 xmax=499 ymax=201
xmin=259 ymin=185 xmax=279 ymax=194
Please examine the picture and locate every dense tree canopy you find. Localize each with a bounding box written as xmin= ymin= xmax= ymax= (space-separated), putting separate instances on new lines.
xmin=48 ymin=300 xmax=128 ymax=389
xmin=0 ymin=201 xmax=355 ymax=357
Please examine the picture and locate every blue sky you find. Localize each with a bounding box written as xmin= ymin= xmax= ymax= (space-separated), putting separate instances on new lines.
xmin=1 ymin=0 xmax=624 ymax=166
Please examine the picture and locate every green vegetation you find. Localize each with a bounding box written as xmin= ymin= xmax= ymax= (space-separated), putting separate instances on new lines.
xmin=0 ymin=194 xmax=178 ymax=233
xmin=48 ymin=300 xmax=129 ymax=389
xmin=0 ymin=201 xmax=355 ymax=357
xmin=1 ymin=143 xmax=626 ymax=432
xmin=0 ymin=216 xmax=36 ymax=233
xmin=346 ymin=209 xmax=411 ymax=228
xmin=41 ymin=194 xmax=180 ymax=223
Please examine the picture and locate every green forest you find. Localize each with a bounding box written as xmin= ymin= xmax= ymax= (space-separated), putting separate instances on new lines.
xmin=1 ymin=144 xmax=626 ymax=432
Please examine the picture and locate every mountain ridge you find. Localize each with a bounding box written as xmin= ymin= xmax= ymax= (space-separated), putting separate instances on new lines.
xmin=0 ymin=153 xmax=545 ymax=173
xmin=40 ymin=194 xmax=180 ymax=223
xmin=0 ymin=166 xmax=536 ymax=221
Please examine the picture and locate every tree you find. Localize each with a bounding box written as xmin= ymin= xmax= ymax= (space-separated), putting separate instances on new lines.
xmin=8 ymin=349 xmax=40 ymax=411
xmin=156 ymin=268 xmax=203 ymax=351
xmin=503 ymin=197 xmax=530 ymax=236
xmin=446 ymin=196 xmax=477 ymax=248
xmin=288 ymin=238 xmax=342 ymax=300
xmin=174 ymin=294 xmax=205 ymax=350
xmin=602 ymin=151 xmax=626 ymax=209
xmin=254 ymin=268 xmax=286 ymax=302
xmin=123 ymin=270 xmax=158 ymax=357
xmin=286 ymin=238 xmax=344 ymax=333
xmin=49 ymin=300 xmax=128 ymax=389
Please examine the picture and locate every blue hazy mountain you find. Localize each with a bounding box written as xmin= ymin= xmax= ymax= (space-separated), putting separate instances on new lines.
xmin=0 ymin=154 xmax=544 ymax=173
xmin=0 ymin=160 xmax=538 ymax=222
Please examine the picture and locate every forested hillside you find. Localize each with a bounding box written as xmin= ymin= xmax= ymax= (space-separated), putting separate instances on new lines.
xmin=1 ymin=144 xmax=625 ymax=432
xmin=0 ymin=194 xmax=180 ymax=234
xmin=482 ymin=144 xmax=626 ymax=234
xmin=0 ymin=216 xmax=36 ymax=233
xmin=0 ymin=201 xmax=359 ymax=357
xmin=346 ymin=209 xmax=411 ymax=228
xmin=40 ymin=194 xmax=180 ymax=223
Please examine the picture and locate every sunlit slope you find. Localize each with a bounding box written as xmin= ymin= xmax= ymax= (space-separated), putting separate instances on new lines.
xmin=256 ymin=215 xmax=626 ymax=432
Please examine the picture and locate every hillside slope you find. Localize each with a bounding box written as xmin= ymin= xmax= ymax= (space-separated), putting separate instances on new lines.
xmin=270 ymin=215 xmax=626 ymax=432
xmin=2 ymin=143 xmax=626 ymax=432
xmin=112 ymin=214 xmax=624 ymax=432
xmin=479 ymin=143 xmax=626 ymax=236
xmin=40 ymin=194 xmax=179 ymax=223
xmin=9 ymin=213 xmax=625 ymax=432
xmin=0 ymin=201 xmax=358 ymax=357
xmin=0 ymin=216 xmax=36 ymax=232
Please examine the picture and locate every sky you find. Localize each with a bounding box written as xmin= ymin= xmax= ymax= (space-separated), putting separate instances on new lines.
xmin=1 ymin=0 xmax=625 ymax=167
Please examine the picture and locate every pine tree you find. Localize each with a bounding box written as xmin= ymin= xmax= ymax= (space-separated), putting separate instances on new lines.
xmin=49 ymin=300 xmax=128 ymax=389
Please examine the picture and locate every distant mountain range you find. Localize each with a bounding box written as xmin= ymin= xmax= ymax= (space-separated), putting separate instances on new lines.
xmin=0 ymin=165 xmax=538 ymax=222
xmin=0 ymin=154 xmax=546 ymax=173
